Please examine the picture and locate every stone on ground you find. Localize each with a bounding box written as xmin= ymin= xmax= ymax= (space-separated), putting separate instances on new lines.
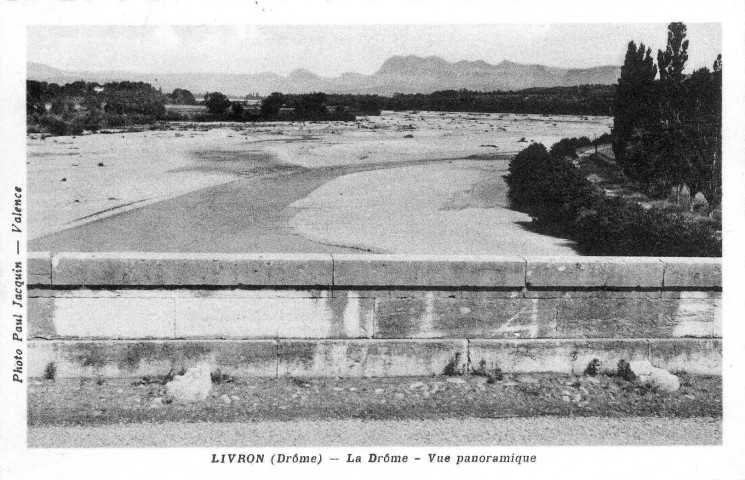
xmin=628 ymin=360 xmax=680 ymax=393
xmin=166 ymin=364 xmax=213 ymax=402
xmin=692 ymin=192 xmax=709 ymax=213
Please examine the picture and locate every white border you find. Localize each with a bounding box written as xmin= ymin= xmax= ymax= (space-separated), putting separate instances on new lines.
xmin=1 ymin=1 xmax=744 ymax=479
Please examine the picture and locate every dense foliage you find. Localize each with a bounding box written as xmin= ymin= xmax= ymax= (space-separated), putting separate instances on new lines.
xmin=613 ymin=22 xmax=722 ymax=206
xmin=505 ymin=140 xmax=721 ymax=257
xmin=26 ymin=80 xmax=185 ymax=135
xmin=204 ymin=92 xmax=232 ymax=115
xmin=382 ymin=86 xmax=614 ymax=116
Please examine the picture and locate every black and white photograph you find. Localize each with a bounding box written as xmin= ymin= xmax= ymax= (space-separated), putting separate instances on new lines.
xmin=1 ymin=1 xmax=744 ymax=479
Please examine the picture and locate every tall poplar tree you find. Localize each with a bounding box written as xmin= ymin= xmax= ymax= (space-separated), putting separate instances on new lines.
xmin=612 ymin=41 xmax=657 ymax=179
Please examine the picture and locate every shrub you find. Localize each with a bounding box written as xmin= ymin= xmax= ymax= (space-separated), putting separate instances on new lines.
xmin=211 ymin=369 xmax=236 ymax=384
xmin=474 ymin=359 xmax=504 ymax=383
xmin=617 ymin=359 xmax=636 ymax=381
xmin=205 ymin=92 xmax=231 ymax=115
xmin=593 ymin=132 xmax=613 ymax=145
xmin=574 ymin=196 xmax=721 ymax=256
xmin=505 ymin=139 xmax=722 ymax=257
xmin=505 ymin=142 xmax=598 ymax=231
xmin=43 ymin=362 xmax=57 ymax=381
xmin=549 ymin=136 xmax=592 ymax=158
xmin=443 ymin=353 xmax=464 ymax=376
xmin=39 ymin=114 xmax=68 ymax=136
xmin=584 ymin=358 xmax=602 ymax=376
xmin=505 ymin=143 xmax=551 ymax=210
xmin=67 ymin=115 xmax=86 ymax=135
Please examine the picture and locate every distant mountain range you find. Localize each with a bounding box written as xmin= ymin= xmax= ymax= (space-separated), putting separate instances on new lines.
xmin=27 ymin=55 xmax=621 ymax=96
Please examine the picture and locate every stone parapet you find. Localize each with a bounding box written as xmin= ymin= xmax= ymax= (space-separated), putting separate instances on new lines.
xmin=27 ymin=253 xmax=723 ymax=378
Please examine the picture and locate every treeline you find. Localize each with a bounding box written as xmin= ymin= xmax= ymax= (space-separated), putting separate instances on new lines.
xmin=505 ymin=142 xmax=721 ymax=257
xmin=27 ymin=79 xmax=619 ymax=136
xmin=197 ymin=92 xmax=360 ymax=122
xmin=613 ymin=22 xmax=722 ymax=206
xmin=27 ymin=80 xmax=178 ymax=135
xmin=272 ymin=87 xmax=616 ymax=117
xmin=381 ymin=85 xmax=615 ymax=116
xmin=26 ymin=80 xmax=366 ymax=135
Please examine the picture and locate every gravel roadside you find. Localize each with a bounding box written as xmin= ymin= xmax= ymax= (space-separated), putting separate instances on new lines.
xmin=28 ymin=416 xmax=721 ymax=447
xmin=29 ymin=372 xmax=721 ymax=426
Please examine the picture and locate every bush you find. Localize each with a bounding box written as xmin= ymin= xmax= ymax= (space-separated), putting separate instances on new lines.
xmin=475 ymin=359 xmax=504 ymax=383
xmin=549 ymin=136 xmax=592 ymax=158
xmin=39 ymin=114 xmax=68 ymax=136
xmin=505 ymin=143 xmax=551 ymax=210
xmin=574 ymin=196 xmax=721 ymax=256
xmin=617 ymin=359 xmax=635 ymax=381
xmin=505 ymin=139 xmax=722 ymax=257
xmin=443 ymin=353 xmax=464 ymax=376
xmin=205 ymin=92 xmax=231 ymax=115
xmin=584 ymin=358 xmax=602 ymax=376
xmin=67 ymin=115 xmax=86 ymax=135
xmin=43 ymin=362 xmax=57 ymax=381
xmin=593 ymin=132 xmax=613 ymax=145
xmin=505 ymin=142 xmax=598 ymax=230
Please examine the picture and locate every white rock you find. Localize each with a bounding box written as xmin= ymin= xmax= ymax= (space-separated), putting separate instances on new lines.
xmin=220 ymin=394 xmax=232 ymax=404
xmin=446 ymin=377 xmax=467 ymax=385
xmin=692 ymin=192 xmax=709 ymax=213
xmin=409 ymin=381 xmax=426 ymax=390
xmin=166 ymin=364 xmax=212 ymax=402
xmin=629 ymin=360 xmax=680 ymax=392
xmin=628 ymin=360 xmax=655 ymax=376
xmin=430 ymin=382 xmax=445 ymax=393
xmin=649 ymin=369 xmax=680 ymax=392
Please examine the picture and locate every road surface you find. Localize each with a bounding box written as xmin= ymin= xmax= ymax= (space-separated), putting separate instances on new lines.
xmin=28 ymin=417 xmax=721 ymax=447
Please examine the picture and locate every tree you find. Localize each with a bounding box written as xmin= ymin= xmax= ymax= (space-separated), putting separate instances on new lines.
xmin=295 ymin=92 xmax=328 ymax=119
xmin=260 ymin=92 xmax=284 ymax=119
xmin=612 ymin=41 xmax=657 ymax=178
xmin=204 ymin=92 xmax=231 ymax=115
xmin=170 ymin=88 xmax=196 ymax=105
xmin=230 ymin=101 xmax=244 ymax=118
xmin=654 ymin=23 xmax=691 ymax=196
xmin=658 ymin=23 xmax=689 ymax=84
xmin=713 ymin=54 xmax=722 ymax=73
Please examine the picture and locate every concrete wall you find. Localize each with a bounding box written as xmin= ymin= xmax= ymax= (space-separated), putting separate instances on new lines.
xmin=28 ymin=253 xmax=722 ymax=378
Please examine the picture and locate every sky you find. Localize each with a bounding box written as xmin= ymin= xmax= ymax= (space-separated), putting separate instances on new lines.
xmin=27 ymin=24 xmax=722 ymax=76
